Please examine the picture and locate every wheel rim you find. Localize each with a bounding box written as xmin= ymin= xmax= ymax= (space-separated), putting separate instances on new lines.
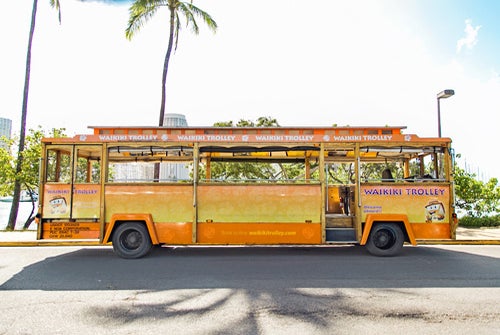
xmin=373 ymin=228 xmax=396 ymax=250
xmin=120 ymin=229 xmax=143 ymax=251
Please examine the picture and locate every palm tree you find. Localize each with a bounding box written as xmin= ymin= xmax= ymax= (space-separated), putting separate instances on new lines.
xmin=126 ymin=0 xmax=217 ymax=126
xmin=7 ymin=0 xmax=61 ymax=231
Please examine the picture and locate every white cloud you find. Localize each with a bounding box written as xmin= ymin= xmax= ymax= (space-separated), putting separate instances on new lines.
xmin=456 ymin=19 xmax=481 ymax=53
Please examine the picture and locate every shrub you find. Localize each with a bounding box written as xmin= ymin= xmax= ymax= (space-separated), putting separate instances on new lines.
xmin=458 ymin=215 xmax=500 ymax=228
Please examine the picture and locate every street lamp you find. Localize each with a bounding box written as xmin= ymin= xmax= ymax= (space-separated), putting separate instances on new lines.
xmin=436 ymin=89 xmax=455 ymax=137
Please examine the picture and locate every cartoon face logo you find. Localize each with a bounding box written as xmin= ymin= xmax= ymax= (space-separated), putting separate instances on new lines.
xmin=49 ymin=196 xmax=68 ymax=215
xmin=302 ymin=227 xmax=315 ymax=240
xmin=425 ymin=199 xmax=445 ymax=223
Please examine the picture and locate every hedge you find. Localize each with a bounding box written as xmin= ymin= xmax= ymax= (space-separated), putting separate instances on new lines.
xmin=458 ymin=215 xmax=500 ymax=228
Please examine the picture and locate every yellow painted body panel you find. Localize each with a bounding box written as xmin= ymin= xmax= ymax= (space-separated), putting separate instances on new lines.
xmin=197 ymin=184 xmax=321 ymax=223
xmin=104 ymin=184 xmax=193 ymax=223
xmin=72 ymin=184 xmax=101 ymax=218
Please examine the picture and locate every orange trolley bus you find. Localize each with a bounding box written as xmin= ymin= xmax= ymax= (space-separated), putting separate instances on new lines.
xmin=36 ymin=125 xmax=458 ymax=258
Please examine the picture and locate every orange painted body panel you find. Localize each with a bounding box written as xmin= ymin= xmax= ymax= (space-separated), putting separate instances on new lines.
xmin=360 ymin=214 xmax=416 ymax=246
xmin=412 ymin=223 xmax=451 ymax=239
xmin=104 ymin=213 xmax=159 ymax=244
xmin=155 ymin=222 xmax=193 ymax=244
xmin=197 ymin=223 xmax=321 ymax=244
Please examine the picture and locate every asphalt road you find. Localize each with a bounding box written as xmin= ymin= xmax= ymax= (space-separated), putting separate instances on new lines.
xmin=0 ymin=245 xmax=499 ymax=334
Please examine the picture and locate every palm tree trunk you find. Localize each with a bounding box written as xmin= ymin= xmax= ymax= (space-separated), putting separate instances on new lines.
xmin=23 ymin=187 xmax=37 ymax=229
xmin=158 ymin=5 xmax=176 ymax=127
xmin=154 ymin=5 xmax=176 ymax=181
xmin=7 ymin=0 xmax=38 ymax=230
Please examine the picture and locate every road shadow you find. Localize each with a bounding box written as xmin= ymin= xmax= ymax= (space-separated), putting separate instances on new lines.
xmin=83 ymin=287 xmax=372 ymax=334
xmin=1 ymin=245 xmax=499 ymax=291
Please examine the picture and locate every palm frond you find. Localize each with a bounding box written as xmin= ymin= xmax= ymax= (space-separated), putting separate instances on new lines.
xmin=50 ymin=0 xmax=62 ymax=24
xmin=185 ymin=2 xmax=218 ymax=33
xmin=125 ymin=0 xmax=167 ymax=40
xmin=174 ymin=12 xmax=181 ymax=51
xmin=178 ymin=2 xmax=217 ymax=35
xmin=177 ymin=3 xmax=198 ymax=34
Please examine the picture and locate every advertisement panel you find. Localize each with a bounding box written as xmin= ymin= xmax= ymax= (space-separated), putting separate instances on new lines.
xmin=42 ymin=184 xmax=71 ymax=219
xmin=43 ymin=184 xmax=101 ymax=219
xmin=361 ymin=185 xmax=450 ymax=224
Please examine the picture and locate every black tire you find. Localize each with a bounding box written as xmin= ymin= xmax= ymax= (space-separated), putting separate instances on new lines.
xmin=365 ymin=222 xmax=404 ymax=257
xmin=112 ymin=222 xmax=153 ymax=259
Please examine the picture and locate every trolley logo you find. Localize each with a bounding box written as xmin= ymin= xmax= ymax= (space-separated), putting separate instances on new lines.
xmin=98 ymin=135 xmax=159 ymax=141
xmin=363 ymin=188 xmax=403 ymax=196
xmin=363 ymin=187 xmax=446 ymax=196
xmin=173 ymin=134 xmax=315 ymax=142
xmin=332 ymin=135 xmax=393 ymax=141
xmin=254 ymin=135 xmax=314 ymax=141
xmin=47 ymin=189 xmax=70 ymax=194
xmin=176 ymin=135 xmax=237 ymax=141
xmin=73 ymin=189 xmax=98 ymax=195
xmin=363 ymin=135 xmax=392 ymax=141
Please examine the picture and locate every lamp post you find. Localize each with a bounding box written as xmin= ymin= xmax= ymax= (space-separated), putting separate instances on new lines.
xmin=436 ymin=89 xmax=455 ymax=137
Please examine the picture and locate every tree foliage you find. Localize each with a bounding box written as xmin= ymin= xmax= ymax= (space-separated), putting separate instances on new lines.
xmin=0 ymin=137 xmax=16 ymax=197
xmin=207 ymin=117 xmax=305 ymax=181
xmin=1 ymin=128 xmax=66 ymax=229
xmin=213 ymin=116 xmax=279 ymax=128
xmin=454 ymin=165 xmax=499 ymax=217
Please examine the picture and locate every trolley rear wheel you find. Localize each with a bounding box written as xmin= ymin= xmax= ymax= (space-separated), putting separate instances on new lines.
xmin=112 ymin=222 xmax=152 ymax=259
xmin=366 ymin=222 xmax=404 ymax=257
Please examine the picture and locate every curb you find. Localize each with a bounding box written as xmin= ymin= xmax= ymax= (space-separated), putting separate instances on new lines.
xmin=0 ymin=241 xmax=104 ymax=247
xmin=417 ymin=239 xmax=500 ymax=245
xmin=1 ymin=240 xmax=499 ymax=247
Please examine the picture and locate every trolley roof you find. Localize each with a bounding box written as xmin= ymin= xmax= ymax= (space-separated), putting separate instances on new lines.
xmin=41 ymin=125 xmax=451 ymax=145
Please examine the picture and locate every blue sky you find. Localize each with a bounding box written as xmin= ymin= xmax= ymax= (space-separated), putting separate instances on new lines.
xmin=1 ymin=0 xmax=499 ymax=179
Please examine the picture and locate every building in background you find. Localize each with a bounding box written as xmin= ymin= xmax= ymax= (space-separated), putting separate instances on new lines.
xmin=112 ymin=114 xmax=191 ymax=181
xmin=0 ymin=117 xmax=12 ymax=150
xmin=163 ymin=113 xmax=188 ymax=127
xmin=160 ymin=113 xmax=190 ymax=181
